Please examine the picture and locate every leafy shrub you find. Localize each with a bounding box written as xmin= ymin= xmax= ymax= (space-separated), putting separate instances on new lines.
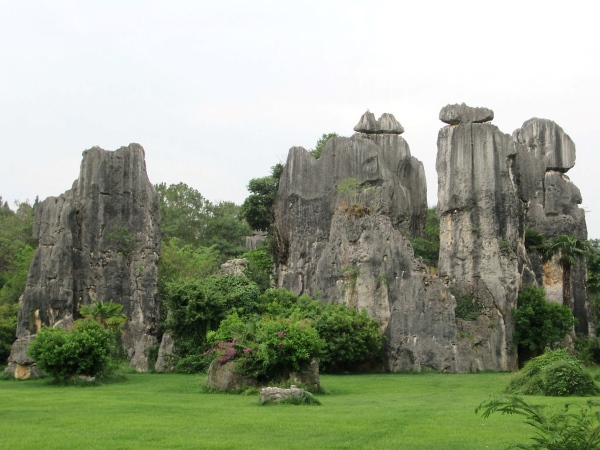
xmin=455 ymin=293 xmax=483 ymax=321
xmin=524 ymin=228 xmax=547 ymax=253
xmin=242 ymin=317 xmax=323 ymax=381
xmin=313 ymin=304 xmax=384 ymax=373
xmin=477 ymin=395 xmax=600 ymax=449
xmin=28 ymin=319 xmax=116 ymax=382
xmin=574 ymin=336 xmax=600 ymax=366
xmin=505 ymin=349 xmax=599 ymax=396
xmin=410 ymin=207 xmax=440 ymax=267
xmin=241 ymin=246 xmax=273 ymax=292
xmin=513 ymin=287 xmax=576 ymax=355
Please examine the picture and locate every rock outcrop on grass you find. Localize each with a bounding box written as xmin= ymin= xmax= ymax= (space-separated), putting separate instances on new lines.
xmin=4 ymin=144 xmax=160 ymax=378
xmin=273 ymin=106 xmax=591 ymax=372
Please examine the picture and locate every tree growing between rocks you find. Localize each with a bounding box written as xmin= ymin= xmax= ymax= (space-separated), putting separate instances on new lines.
xmin=546 ymin=235 xmax=589 ymax=308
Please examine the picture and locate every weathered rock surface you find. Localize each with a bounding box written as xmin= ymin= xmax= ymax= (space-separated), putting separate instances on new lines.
xmin=512 ymin=118 xmax=590 ymax=333
xmin=207 ymin=360 xmax=258 ymax=391
xmin=259 ymin=385 xmax=314 ymax=404
xmin=6 ymin=144 xmax=160 ymax=375
xmin=436 ymin=110 xmax=526 ymax=371
xmin=276 ymin=113 xmax=467 ymax=371
xmin=219 ymin=258 xmax=248 ymax=276
xmin=353 ymin=111 xmax=404 ymax=134
xmin=513 ymin=118 xmax=576 ymax=172
xmin=439 ymin=103 xmax=494 ymax=125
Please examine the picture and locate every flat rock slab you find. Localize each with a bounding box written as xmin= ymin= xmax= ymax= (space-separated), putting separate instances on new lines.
xmin=259 ymin=385 xmax=312 ymax=403
xmin=439 ymin=103 xmax=494 ymax=125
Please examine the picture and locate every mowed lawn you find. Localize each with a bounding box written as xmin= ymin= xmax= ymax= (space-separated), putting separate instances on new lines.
xmin=1 ymin=370 xmax=597 ymax=449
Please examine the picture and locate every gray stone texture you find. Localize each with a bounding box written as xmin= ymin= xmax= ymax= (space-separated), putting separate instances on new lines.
xmin=512 ymin=118 xmax=590 ymax=333
xmin=436 ymin=119 xmax=526 ymax=371
xmin=7 ymin=144 xmax=160 ymax=374
xmin=275 ymin=114 xmax=467 ymax=372
xmin=439 ymin=103 xmax=494 ymax=125
xmin=259 ymin=385 xmax=314 ymax=403
xmin=353 ymin=111 xmax=404 ymax=134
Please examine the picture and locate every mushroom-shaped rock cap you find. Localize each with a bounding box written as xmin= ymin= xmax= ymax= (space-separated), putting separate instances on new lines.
xmin=354 ymin=110 xmax=378 ymax=133
xmin=378 ymin=113 xmax=404 ymax=134
xmin=354 ymin=111 xmax=404 ymax=134
xmin=439 ymin=103 xmax=494 ymax=125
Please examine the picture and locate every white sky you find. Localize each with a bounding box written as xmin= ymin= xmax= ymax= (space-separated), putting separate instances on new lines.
xmin=1 ymin=1 xmax=599 ymax=237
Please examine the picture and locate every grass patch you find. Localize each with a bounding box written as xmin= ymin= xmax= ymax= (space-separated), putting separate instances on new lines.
xmin=2 ymin=371 xmax=600 ymax=448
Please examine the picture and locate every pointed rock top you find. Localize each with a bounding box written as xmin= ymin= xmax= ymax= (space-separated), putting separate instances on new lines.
xmin=439 ymin=103 xmax=494 ymax=125
xmin=353 ymin=111 xmax=404 ymax=134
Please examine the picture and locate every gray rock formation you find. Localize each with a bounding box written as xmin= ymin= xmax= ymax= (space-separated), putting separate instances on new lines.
xmin=5 ymin=144 xmax=160 ymax=376
xmin=276 ymin=112 xmax=467 ymax=372
xmin=353 ymin=111 xmax=405 ymax=134
xmin=437 ymin=104 xmax=525 ymax=371
xmin=439 ymin=103 xmax=494 ymax=125
xmin=513 ymin=118 xmax=590 ymax=333
xmin=259 ymin=385 xmax=315 ymax=404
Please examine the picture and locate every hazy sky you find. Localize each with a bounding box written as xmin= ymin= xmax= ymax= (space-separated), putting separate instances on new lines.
xmin=1 ymin=1 xmax=599 ymax=237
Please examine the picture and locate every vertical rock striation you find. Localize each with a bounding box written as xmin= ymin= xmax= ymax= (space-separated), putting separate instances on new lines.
xmin=437 ymin=104 xmax=526 ymax=371
xmin=5 ymin=144 xmax=160 ymax=376
xmin=513 ymin=118 xmax=590 ymax=333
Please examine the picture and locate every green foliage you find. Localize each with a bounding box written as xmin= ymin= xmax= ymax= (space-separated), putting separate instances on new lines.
xmin=499 ymin=240 xmax=515 ymax=252
xmin=158 ymin=238 xmax=220 ymax=286
xmin=546 ymin=234 xmax=589 ymax=307
xmin=236 ymin=317 xmax=323 ymax=381
xmin=156 ymin=183 xmax=249 ymax=257
xmin=410 ymin=208 xmax=440 ymax=267
xmin=477 ymin=395 xmax=600 ymax=449
xmin=241 ymin=246 xmax=274 ymax=291
xmin=587 ymin=239 xmax=600 ymax=335
xmin=455 ymin=293 xmax=483 ymax=321
xmin=163 ymin=275 xmax=261 ymax=371
xmin=513 ymin=287 xmax=576 ymax=355
xmin=207 ymin=288 xmax=384 ymax=376
xmin=79 ymin=300 xmax=128 ymax=332
xmin=505 ymin=349 xmax=600 ymax=396
xmin=107 ymin=226 xmax=135 ymax=256
xmin=309 ymin=132 xmax=338 ymax=159
xmin=524 ymin=228 xmax=547 ymax=253
xmin=313 ymin=304 xmax=384 ymax=373
xmin=28 ymin=319 xmax=116 ymax=382
xmin=574 ymin=336 xmax=600 ymax=366
xmin=241 ymin=164 xmax=283 ymax=231
xmin=0 ymin=199 xmax=37 ymax=362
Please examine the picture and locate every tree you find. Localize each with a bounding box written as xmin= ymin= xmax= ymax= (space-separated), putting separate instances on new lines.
xmin=241 ymin=164 xmax=283 ymax=231
xmin=546 ymin=235 xmax=589 ymax=307
xmin=309 ymin=132 xmax=338 ymax=159
xmin=79 ymin=300 xmax=128 ymax=333
xmin=155 ymin=182 xmax=212 ymax=247
xmin=410 ymin=207 xmax=440 ymax=267
xmin=513 ymin=286 xmax=576 ymax=359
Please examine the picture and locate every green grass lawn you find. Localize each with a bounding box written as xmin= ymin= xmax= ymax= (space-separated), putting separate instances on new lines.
xmin=1 ymin=370 xmax=598 ymax=449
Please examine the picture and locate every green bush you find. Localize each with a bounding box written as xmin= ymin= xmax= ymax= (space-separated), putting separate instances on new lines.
xmin=313 ymin=304 xmax=384 ymax=373
xmin=513 ymin=286 xmax=576 ymax=356
xmin=506 ymin=349 xmax=599 ymax=396
xmin=28 ymin=319 xmax=116 ymax=382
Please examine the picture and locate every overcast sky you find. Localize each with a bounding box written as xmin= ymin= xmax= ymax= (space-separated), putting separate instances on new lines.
xmin=1 ymin=1 xmax=599 ymax=237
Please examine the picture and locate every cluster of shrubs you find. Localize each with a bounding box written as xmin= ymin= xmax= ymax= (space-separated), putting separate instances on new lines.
xmin=163 ymin=274 xmax=385 ymax=377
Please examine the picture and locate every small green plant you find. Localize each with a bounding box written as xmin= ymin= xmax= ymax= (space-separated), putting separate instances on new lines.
xmin=505 ymin=348 xmax=600 ymax=396
xmin=524 ymin=228 xmax=547 ymax=253
xmin=477 ymin=395 xmax=600 ymax=449
xmin=107 ymin=226 xmax=135 ymax=256
xmin=28 ymin=319 xmax=116 ymax=382
xmin=308 ymin=132 xmax=338 ymax=159
xmin=499 ymin=239 xmax=515 ymax=252
xmin=336 ymin=178 xmax=373 ymax=218
xmin=454 ymin=293 xmax=483 ymax=321
xmin=375 ymin=274 xmax=388 ymax=287
xmin=341 ymin=265 xmax=362 ymax=299
xmin=80 ymin=300 xmax=128 ymax=332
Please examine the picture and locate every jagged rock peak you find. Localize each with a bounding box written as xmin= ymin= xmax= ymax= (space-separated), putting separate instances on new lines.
xmin=513 ymin=118 xmax=575 ymax=172
xmin=439 ymin=103 xmax=494 ymax=125
xmin=353 ymin=111 xmax=404 ymax=134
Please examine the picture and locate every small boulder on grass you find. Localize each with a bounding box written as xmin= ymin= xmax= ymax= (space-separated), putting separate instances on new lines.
xmin=259 ymin=385 xmax=320 ymax=405
xmin=506 ymin=349 xmax=600 ymax=396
